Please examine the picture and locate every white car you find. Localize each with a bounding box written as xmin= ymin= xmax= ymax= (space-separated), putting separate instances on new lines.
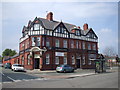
xmin=12 ymin=64 xmax=25 ymax=71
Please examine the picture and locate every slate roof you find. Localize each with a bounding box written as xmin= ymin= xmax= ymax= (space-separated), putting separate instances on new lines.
xmin=38 ymin=18 xmax=77 ymax=32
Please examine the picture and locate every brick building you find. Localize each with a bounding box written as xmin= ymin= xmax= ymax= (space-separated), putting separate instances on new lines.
xmin=3 ymin=12 xmax=98 ymax=70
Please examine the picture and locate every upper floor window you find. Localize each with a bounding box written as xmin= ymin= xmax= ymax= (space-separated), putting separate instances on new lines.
xmin=76 ymin=41 xmax=79 ymax=49
xmin=71 ymin=40 xmax=74 ymax=48
xmin=46 ymin=37 xmax=50 ymax=47
xmin=82 ymin=42 xmax=86 ymax=49
xmin=79 ymin=41 xmax=82 ymax=49
xmin=88 ymin=43 xmax=91 ymax=50
xmin=34 ymin=24 xmax=40 ymax=30
xmin=93 ymin=43 xmax=96 ymax=50
xmin=32 ymin=37 xmax=40 ymax=46
xmin=63 ymin=40 xmax=67 ymax=48
xmin=76 ymin=30 xmax=80 ymax=36
xmin=55 ymin=39 xmax=60 ymax=47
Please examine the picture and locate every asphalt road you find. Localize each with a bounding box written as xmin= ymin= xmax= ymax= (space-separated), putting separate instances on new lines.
xmin=2 ymin=67 xmax=118 ymax=88
xmin=1 ymin=68 xmax=42 ymax=83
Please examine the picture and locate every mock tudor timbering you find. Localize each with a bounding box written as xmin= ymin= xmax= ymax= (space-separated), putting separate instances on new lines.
xmin=3 ymin=12 xmax=98 ymax=70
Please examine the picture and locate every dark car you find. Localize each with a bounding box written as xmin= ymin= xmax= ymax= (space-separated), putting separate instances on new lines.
xmin=56 ymin=64 xmax=74 ymax=73
xmin=4 ymin=63 xmax=11 ymax=69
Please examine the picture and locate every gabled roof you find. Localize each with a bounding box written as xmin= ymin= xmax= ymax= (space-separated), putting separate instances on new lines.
xmin=38 ymin=18 xmax=76 ymax=31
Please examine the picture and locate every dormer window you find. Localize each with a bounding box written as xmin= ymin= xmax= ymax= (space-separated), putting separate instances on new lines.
xmin=34 ymin=24 xmax=40 ymax=30
xmin=75 ymin=30 xmax=80 ymax=36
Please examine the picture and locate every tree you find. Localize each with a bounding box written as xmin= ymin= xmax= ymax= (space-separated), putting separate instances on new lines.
xmin=2 ymin=49 xmax=17 ymax=57
xmin=103 ymin=46 xmax=116 ymax=57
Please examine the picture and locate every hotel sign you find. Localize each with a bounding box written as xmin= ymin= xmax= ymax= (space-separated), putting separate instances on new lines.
xmin=55 ymin=52 xmax=64 ymax=56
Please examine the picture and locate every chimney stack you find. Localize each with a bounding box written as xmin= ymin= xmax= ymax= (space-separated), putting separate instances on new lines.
xmin=83 ymin=23 xmax=88 ymax=30
xmin=46 ymin=12 xmax=53 ymax=21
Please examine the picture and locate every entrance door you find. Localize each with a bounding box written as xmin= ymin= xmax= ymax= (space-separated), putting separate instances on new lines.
xmin=34 ymin=58 xmax=40 ymax=69
xmin=76 ymin=59 xmax=80 ymax=68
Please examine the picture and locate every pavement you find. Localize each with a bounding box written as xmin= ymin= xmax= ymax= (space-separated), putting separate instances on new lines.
xmin=25 ymin=68 xmax=112 ymax=79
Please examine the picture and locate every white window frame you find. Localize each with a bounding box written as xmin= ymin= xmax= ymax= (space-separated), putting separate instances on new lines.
xmin=46 ymin=54 xmax=50 ymax=64
xmin=82 ymin=56 xmax=85 ymax=65
xmin=72 ymin=56 xmax=75 ymax=65
xmin=55 ymin=39 xmax=60 ymax=47
xmin=88 ymin=54 xmax=96 ymax=65
xmin=63 ymin=56 xmax=67 ymax=64
xmin=46 ymin=38 xmax=50 ymax=47
xmin=76 ymin=41 xmax=79 ymax=49
xmin=34 ymin=24 xmax=40 ymax=30
xmin=55 ymin=57 xmax=59 ymax=64
xmin=63 ymin=40 xmax=67 ymax=48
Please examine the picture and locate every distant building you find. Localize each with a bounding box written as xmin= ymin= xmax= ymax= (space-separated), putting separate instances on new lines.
xmin=3 ymin=12 xmax=98 ymax=70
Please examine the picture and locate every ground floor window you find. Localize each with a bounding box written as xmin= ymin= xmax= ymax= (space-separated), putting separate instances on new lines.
xmin=63 ymin=56 xmax=67 ymax=64
xmin=72 ymin=56 xmax=75 ymax=64
xmin=88 ymin=54 xmax=96 ymax=65
xmin=82 ymin=55 xmax=85 ymax=65
xmin=55 ymin=57 xmax=59 ymax=64
xmin=27 ymin=54 xmax=31 ymax=65
xmin=22 ymin=56 xmax=24 ymax=65
xmin=46 ymin=54 xmax=50 ymax=64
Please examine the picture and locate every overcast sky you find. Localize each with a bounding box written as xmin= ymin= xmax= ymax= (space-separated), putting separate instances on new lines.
xmin=1 ymin=1 xmax=119 ymax=55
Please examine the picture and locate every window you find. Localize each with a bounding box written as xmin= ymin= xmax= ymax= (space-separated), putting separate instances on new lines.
xmin=22 ymin=43 xmax=25 ymax=49
xmin=46 ymin=38 xmax=50 ymax=47
xmin=82 ymin=42 xmax=85 ymax=49
xmin=82 ymin=56 xmax=85 ymax=65
xmin=88 ymin=54 xmax=96 ymax=65
xmin=71 ymin=40 xmax=74 ymax=48
xmin=22 ymin=56 xmax=24 ymax=65
xmin=55 ymin=39 xmax=60 ymax=47
xmin=63 ymin=40 xmax=67 ymax=48
xmin=72 ymin=56 xmax=75 ymax=64
xmin=63 ymin=56 xmax=67 ymax=64
xmin=27 ymin=54 xmax=31 ymax=65
xmin=46 ymin=54 xmax=50 ymax=64
xmin=88 ymin=43 xmax=91 ymax=50
xmin=79 ymin=41 xmax=81 ymax=49
xmin=32 ymin=37 xmax=40 ymax=46
xmin=76 ymin=41 xmax=79 ymax=49
xmin=76 ymin=30 xmax=80 ymax=35
xmin=93 ymin=43 xmax=96 ymax=50
xmin=34 ymin=24 xmax=39 ymax=30
xmin=55 ymin=57 xmax=59 ymax=64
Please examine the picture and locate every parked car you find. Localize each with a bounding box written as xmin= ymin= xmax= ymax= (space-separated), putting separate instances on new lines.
xmin=11 ymin=64 xmax=25 ymax=72
xmin=4 ymin=63 xmax=11 ymax=69
xmin=56 ymin=64 xmax=74 ymax=73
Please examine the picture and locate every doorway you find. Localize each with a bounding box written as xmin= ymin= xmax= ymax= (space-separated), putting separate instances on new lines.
xmin=34 ymin=58 xmax=40 ymax=69
xmin=76 ymin=59 xmax=81 ymax=68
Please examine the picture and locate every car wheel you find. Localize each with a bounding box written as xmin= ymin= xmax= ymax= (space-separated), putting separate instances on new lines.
xmin=64 ymin=69 xmax=66 ymax=73
xmin=57 ymin=71 xmax=59 ymax=73
xmin=11 ymin=69 xmax=13 ymax=71
xmin=13 ymin=69 xmax=16 ymax=72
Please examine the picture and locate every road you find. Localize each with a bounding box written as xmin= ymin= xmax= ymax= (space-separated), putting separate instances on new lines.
xmin=1 ymin=67 xmax=118 ymax=88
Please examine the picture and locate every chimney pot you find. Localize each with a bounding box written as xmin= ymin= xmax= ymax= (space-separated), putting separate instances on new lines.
xmin=46 ymin=12 xmax=53 ymax=21
xmin=83 ymin=23 xmax=88 ymax=30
